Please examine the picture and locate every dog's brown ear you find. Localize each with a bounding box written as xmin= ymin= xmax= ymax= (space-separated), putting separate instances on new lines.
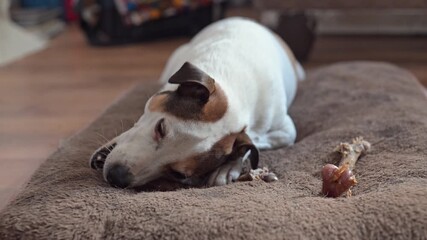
xmin=168 ymin=62 xmax=216 ymax=104
xmin=231 ymin=131 xmax=259 ymax=169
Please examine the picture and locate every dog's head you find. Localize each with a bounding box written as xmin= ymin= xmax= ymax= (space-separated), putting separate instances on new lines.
xmin=90 ymin=62 xmax=258 ymax=188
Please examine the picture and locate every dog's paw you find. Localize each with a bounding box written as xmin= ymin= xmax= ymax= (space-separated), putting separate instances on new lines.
xmin=207 ymin=150 xmax=254 ymax=187
xmin=207 ymin=160 xmax=243 ymax=186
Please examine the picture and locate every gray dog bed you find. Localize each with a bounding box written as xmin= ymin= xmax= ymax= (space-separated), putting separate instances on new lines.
xmin=1 ymin=62 xmax=426 ymax=239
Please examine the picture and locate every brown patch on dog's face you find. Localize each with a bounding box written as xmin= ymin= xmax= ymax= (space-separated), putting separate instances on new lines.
xmin=148 ymin=85 xmax=227 ymax=122
xmin=148 ymin=92 xmax=169 ymax=113
xmin=148 ymin=62 xmax=228 ymax=122
xmin=167 ymin=133 xmax=237 ymax=177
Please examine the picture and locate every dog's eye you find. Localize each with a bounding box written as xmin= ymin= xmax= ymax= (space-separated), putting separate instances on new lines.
xmin=170 ymin=170 xmax=187 ymax=180
xmin=154 ymin=118 xmax=166 ymax=141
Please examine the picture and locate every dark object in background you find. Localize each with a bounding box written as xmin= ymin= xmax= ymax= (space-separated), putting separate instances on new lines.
xmin=11 ymin=0 xmax=65 ymax=38
xmin=11 ymin=8 xmax=61 ymax=26
xmin=64 ymin=0 xmax=78 ymax=22
xmin=275 ymin=12 xmax=316 ymax=62
xmin=77 ymin=0 xmax=228 ymax=46
xmin=21 ymin=0 xmax=62 ymax=8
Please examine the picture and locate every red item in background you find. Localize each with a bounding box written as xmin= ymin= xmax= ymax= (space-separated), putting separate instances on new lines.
xmin=65 ymin=0 xmax=78 ymax=22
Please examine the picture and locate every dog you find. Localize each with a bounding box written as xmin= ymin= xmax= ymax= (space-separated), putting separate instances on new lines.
xmin=90 ymin=17 xmax=304 ymax=189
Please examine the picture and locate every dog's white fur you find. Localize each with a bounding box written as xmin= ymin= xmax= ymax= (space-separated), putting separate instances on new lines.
xmin=160 ymin=17 xmax=303 ymax=149
xmin=92 ymin=17 xmax=304 ymax=187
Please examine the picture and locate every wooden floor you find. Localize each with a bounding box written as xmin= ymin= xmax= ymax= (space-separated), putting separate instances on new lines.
xmin=1 ymin=23 xmax=426 ymax=210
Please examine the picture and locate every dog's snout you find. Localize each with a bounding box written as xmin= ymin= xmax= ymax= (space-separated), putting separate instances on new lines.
xmin=106 ymin=164 xmax=133 ymax=188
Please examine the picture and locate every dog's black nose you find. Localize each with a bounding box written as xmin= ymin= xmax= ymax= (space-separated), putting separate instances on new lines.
xmin=106 ymin=164 xmax=133 ymax=189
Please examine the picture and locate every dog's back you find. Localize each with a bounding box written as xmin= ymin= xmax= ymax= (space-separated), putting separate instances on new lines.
xmin=159 ymin=17 xmax=301 ymax=147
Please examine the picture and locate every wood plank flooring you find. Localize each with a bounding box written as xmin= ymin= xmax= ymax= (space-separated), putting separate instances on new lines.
xmin=1 ymin=23 xmax=426 ymax=210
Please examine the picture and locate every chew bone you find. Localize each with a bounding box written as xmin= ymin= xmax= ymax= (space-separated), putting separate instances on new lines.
xmin=322 ymin=137 xmax=371 ymax=198
xmin=238 ymin=167 xmax=278 ymax=183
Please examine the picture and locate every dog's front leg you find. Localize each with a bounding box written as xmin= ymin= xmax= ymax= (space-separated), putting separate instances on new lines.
xmin=207 ymin=152 xmax=252 ymax=186
xmin=253 ymin=114 xmax=297 ymax=150
xmin=207 ymin=161 xmax=241 ymax=186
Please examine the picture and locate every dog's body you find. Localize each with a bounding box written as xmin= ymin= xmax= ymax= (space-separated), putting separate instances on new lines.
xmin=90 ymin=17 xmax=304 ymax=188
xmin=160 ymin=17 xmax=303 ymax=149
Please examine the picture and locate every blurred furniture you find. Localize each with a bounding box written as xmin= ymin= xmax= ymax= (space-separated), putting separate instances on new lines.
xmin=255 ymin=0 xmax=427 ymax=61
xmin=0 ymin=0 xmax=46 ymax=66
xmin=256 ymin=0 xmax=427 ymax=9
xmin=78 ymin=0 xmax=227 ymax=46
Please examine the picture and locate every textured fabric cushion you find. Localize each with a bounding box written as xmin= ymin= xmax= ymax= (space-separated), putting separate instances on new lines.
xmin=254 ymin=0 xmax=427 ymax=10
xmin=1 ymin=62 xmax=426 ymax=239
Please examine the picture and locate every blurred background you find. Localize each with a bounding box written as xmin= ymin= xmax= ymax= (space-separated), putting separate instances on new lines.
xmin=0 ymin=0 xmax=426 ymax=209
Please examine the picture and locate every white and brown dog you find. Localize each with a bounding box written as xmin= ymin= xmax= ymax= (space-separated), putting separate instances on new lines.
xmin=90 ymin=17 xmax=304 ymax=189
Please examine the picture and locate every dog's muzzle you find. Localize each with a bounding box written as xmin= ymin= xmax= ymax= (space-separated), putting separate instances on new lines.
xmin=106 ymin=164 xmax=133 ymax=189
xmin=90 ymin=143 xmax=134 ymax=188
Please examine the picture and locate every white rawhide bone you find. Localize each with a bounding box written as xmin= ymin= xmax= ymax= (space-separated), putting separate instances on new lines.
xmin=238 ymin=167 xmax=279 ymax=183
xmin=322 ymin=137 xmax=371 ymax=198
